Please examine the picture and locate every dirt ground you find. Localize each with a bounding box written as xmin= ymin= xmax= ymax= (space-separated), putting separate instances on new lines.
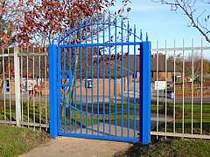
xmin=19 ymin=137 xmax=131 ymax=157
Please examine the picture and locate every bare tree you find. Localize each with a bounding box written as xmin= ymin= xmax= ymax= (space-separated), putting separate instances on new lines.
xmin=153 ymin=0 xmax=210 ymax=43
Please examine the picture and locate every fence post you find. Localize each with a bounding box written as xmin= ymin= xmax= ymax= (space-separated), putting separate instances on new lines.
xmin=14 ymin=48 xmax=21 ymax=127
xmin=49 ymin=44 xmax=58 ymax=138
xmin=139 ymin=41 xmax=151 ymax=144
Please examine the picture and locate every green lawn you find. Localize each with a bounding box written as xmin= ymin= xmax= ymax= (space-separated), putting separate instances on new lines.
xmin=152 ymin=103 xmax=210 ymax=123
xmin=152 ymin=102 xmax=210 ymax=133
xmin=1 ymin=99 xmax=210 ymax=134
xmin=114 ymin=138 xmax=210 ymax=157
xmin=0 ymin=100 xmax=48 ymax=124
xmin=0 ymin=125 xmax=50 ymax=157
xmin=1 ymin=101 xmax=210 ymax=157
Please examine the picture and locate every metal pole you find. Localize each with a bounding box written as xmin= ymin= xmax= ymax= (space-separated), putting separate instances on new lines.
xmin=139 ymin=40 xmax=151 ymax=144
xmin=49 ymin=44 xmax=58 ymax=138
xmin=182 ymin=39 xmax=185 ymax=134
xmin=164 ymin=40 xmax=168 ymax=138
xmin=200 ymin=38 xmax=203 ymax=134
xmin=14 ymin=48 xmax=21 ymax=127
xmin=156 ymin=40 xmax=159 ymax=134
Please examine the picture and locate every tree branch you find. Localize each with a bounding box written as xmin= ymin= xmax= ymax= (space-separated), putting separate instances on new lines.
xmin=156 ymin=0 xmax=210 ymax=43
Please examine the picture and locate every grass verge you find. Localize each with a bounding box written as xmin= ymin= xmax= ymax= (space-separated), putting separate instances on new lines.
xmin=114 ymin=138 xmax=210 ymax=157
xmin=0 ymin=125 xmax=50 ymax=157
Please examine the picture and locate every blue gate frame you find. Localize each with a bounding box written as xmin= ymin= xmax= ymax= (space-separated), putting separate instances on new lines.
xmin=49 ymin=16 xmax=151 ymax=144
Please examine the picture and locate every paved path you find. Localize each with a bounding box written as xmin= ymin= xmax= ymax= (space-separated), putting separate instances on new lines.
xmin=19 ymin=137 xmax=131 ymax=157
xmin=20 ymin=124 xmax=133 ymax=157
xmin=19 ymin=113 xmax=170 ymax=157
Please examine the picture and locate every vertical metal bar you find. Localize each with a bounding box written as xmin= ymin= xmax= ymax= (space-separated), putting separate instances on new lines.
xmin=57 ymin=34 xmax=62 ymax=133
xmin=79 ymin=20 xmax=83 ymax=134
xmin=73 ymin=23 xmax=77 ymax=133
xmin=139 ymin=40 xmax=151 ymax=144
xmin=14 ymin=48 xmax=21 ymax=127
xmin=38 ymin=53 xmax=41 ymax=129
xmin=173 ymin=40 xmax=176 ymax=133
xmin=90 ymin=17 xmax=94 ymax=135
xmin=156 ymin=40 xmax=159 ymax=134
xmin=85 ymin=18 xmax=88 ymax=134
xmin=108 ymin=15 xmax=111 ymax=135
xmin=21 ymin=48 xmax=23 ymax=121
xmin=96 ymin=16 xmax=100 ymax=135
xmin=63 ymin=28 xmax=67 ymax=133
xmin=164 ymin=40 xmax=168 ymax=136
xmin=120 ymin=18 xmax=124 ymax=137
xmin=182 ymin=39 xmax=185 ymax=134
xmin=191 ymin=39 xmax=194 ymax=134
xmin=63 ymin=29 xmax=66 ymax=70
xmin=68 ymin=59 xmax=72 ymax=133
xmin=8 ymin=48 xmax=11 ymax=121
xmin=114 ymin=17 xmax=118 ymax=136
xmin=133 ymin=25 xmax=137 ymax=139
xmin=102 ymin=14 xmax=106 ymax=136
xmin=63 ymin=84 xmax=67 ymax=133
xmin=68 ymin=32 xmax=72 ymax=133
xmin=32 ymin=52 xmax=35 ymax=130
xmin=44 ymin=53 xmax=48 ymax=131
xmin=127 ymin=22 xmax=130 ymax=138
xmin=200 ymin=38 xmax=203 ymax=134
xmin=2 ymin=48 xmax=6 ymax=120
xmin=49 ymin=44 xmax=58 ymax=138
xmin=63 ymin=29 xmax=67 ymax=133
xmin=26 ymin=49 xmax=29 ymax=127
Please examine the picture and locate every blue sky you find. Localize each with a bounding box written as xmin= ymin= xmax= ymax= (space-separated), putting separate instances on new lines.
xmin=126 ymin=0 xmax=209 ymax=47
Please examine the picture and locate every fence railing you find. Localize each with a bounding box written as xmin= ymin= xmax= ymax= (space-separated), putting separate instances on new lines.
xmin=0 ymin=47 xmax=49 ymax=130
xmin=151 ymin=39 xmax=210 ymax=139
xmin=0 ymin=40 xmax=210 ymax=140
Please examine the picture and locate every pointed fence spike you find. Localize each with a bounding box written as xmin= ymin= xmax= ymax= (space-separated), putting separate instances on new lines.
xmin=134 ymin=24 xmax=136 ymax=42
xmin=103 ymin=13 xmax=106 ymax=25
xmin=84 ymin=17 xmax=88 ymax=44
xmin=140 ymin=29 xmax=143 ymax=41
xmin=73 ymin=22 xmax=77 ymax=38
xmin=146 ymin=32 xmax=148 ymax=41
xmin=121 ymin=17 xmax=123 ymax=42
xmin=51 ymin=34 xmax=54 ymax=45
xmin=79 ymin=19 xmax=83 ymax=29
xmin=74 ymin=21 xmax=77 ymax=29
xmin=58 ymin=33 xmax=61 ymax=45
xmin=90 ymin=16 xmax=94 ymax=43
xmin=68 ymin=27 xmax=72 ymax=43
xmin=134 ymin=25 xmax=136 ymax=37
xmin=103 ymin=14 xmax=106 ymax=42
xmin=127 ymin=21 xmax=130 ymax=42
xmin=63 ymin=27 xmax=67 ymax=44
xmin=79 ymin=19 xmax=83 ymax=42
xmin=85 ymin=16 xmax=88 ymax=23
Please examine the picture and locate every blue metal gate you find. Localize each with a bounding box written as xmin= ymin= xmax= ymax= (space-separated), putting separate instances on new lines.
xmin=49 ymin=15 xmax=151 ymax=144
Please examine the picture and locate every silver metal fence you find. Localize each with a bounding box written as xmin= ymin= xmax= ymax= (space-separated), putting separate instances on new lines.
xmin=151 ymin=39 xmax=210 ymax=139
xmin=0 ymin=40 xmax=210 ymax=140
xmin=0 ymin=47 xmax=49 ymax=130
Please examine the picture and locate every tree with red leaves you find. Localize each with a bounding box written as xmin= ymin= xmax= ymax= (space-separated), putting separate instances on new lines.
xmin=0 ymin=0 xmax=131 ymax=48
